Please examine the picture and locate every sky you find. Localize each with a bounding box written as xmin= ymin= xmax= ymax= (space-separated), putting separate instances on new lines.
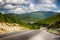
xmin=0 ymin=0 xmax=60 ymax=14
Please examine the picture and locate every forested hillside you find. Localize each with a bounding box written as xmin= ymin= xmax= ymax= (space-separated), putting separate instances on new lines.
xmin=0 ymin=12 xmax=24 ymax=25
xmin=37 ymin=13 xmax=60 ymax=24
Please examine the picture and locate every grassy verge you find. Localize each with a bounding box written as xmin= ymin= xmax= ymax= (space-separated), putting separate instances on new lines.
xmin=48 ymin=28 xmax=60 ymax=35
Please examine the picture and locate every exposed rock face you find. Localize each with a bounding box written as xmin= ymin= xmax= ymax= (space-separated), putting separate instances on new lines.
xmin=0 ymin=23 xmax=29 ymax=34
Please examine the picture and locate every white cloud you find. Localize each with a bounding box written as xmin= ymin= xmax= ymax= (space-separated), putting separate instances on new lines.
xmin=25 ymin=0 xmax=57 ymax=12
xmin=35 ymin=0 xmax=57 ymax=11
xmin=0 ymin=0 xmax=5 ymax=5
xmin=29 ymin=3 xmax=37 ymax=11
xmin=41 ymin=0 xmax=55 ymax=3
xmin=56 ymin=10 xmax=60 ymax=12
xmin=13 ymin=8 xmax=25 ymax=13
xmin=0 ymin=0 xmax=3 ymax=2
xmin=3 ymin=4 xmax=16 ymax=10
xmin=0 ymin=0 xmax=59 ymax=14
xmin=5 ymin=0 xmax=24 ymax=4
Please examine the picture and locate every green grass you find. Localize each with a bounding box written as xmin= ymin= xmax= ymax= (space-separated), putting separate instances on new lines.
xmin=48 ymin=28 xmax=60 ymax=35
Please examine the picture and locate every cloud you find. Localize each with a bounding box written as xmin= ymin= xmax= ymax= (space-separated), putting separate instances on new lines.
xmin=5 ymin=0 xmax=24 ymax=4
xmin=25 ymin=0 xmax=57 ymax=12
xmin=3 ymin=4 xmax=16 ymax=10
xmin=0 ymin=0 xmax=59 ymax=14
xmin=0 ymin=0 xmax=2 ymax=2
xmin=34 ymin=0 xmax=57 ymax=11
xmin=0 ymin=0 xmax=4 ymax=6
xmin=55 ymin=10 xmax=60 ymax=12
xmin=29 ymin=3 xmax=37 ymax=11
xmin=13 ymin=8 xmax=25 ymax=14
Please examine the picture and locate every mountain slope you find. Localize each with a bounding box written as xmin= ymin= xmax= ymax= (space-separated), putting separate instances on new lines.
xmin=37 ymin=13 xmax=60 ymax=24
xmin=12 ymin=11 xmax=56 ymax=22
xmin=0 ymin=12 xmax=23 ymax=25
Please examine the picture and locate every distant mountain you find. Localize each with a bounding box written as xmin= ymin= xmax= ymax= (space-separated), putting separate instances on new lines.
xmin=10 ymin=11 xmax=56 ymax=22
xmin=37 ymin=13 xmax=60 ymax=24
xmin=1 ymin=11 xmax=58 ymax=23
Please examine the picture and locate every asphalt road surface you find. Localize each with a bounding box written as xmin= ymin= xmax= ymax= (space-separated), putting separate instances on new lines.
xmin=0 ymin=30 xmax=28 ymax=38
xmin=0 ymin=28 xmax=60 ymax=40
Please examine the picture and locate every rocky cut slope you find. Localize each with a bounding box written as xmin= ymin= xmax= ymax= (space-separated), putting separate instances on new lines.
xmin=0 ymin=23 xmax=29 ymax=34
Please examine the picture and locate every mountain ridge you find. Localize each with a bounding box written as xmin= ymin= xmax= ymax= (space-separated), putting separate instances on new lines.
xmin=4 ymin=11 xmax=57 ymax=22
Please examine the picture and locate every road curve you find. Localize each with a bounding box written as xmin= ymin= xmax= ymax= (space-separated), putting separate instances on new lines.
xmin=0 ymin=28 xmax=60 ymax=40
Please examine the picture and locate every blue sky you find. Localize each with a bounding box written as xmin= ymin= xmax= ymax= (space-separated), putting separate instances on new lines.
xmin=0 ymin=0 xmax=60 ymax=14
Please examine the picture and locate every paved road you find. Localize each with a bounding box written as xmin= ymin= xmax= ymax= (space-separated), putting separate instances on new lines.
xmin=0 ymin=28 xmax=60 ymax=40
xmin=0 ymin=30 xmax=28 ymax=38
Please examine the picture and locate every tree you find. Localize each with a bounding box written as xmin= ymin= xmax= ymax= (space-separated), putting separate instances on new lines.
xmin=55 ymin=21 xmax=60 ymax=28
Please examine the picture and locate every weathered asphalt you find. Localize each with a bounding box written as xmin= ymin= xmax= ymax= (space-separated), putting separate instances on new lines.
xmin=0 ymin=28 xmax=60 ymax=40
xmin=0 ymin=30 xmax=29 ymax=38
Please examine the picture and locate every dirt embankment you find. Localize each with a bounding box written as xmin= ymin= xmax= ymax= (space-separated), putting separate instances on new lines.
xmin=0 ymin=23 xmax=29 ymax=34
